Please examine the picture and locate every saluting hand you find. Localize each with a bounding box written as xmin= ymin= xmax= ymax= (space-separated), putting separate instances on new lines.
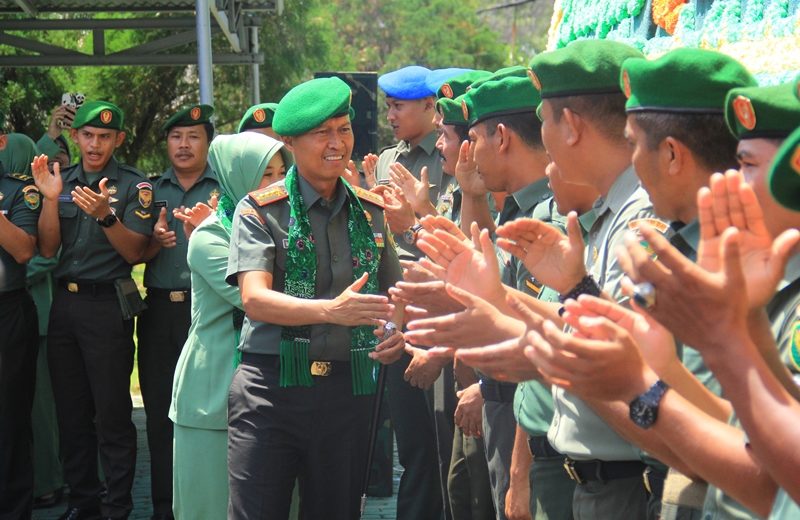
xmin=72 ymin=177 xmax=113 ymax=219
xmin=153 ymin=207 xmax=177 ymax=248
xmin=32 ymin=154 xmax=62 ymax=201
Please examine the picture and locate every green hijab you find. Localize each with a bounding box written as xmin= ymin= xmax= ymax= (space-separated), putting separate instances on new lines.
xmin=0 ymin=133 xmax=39 ymax=175
xmin=207 ymin=133 xmax=292 ymax=231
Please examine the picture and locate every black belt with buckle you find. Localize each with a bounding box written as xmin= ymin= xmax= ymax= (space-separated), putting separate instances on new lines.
xmin=528 ymin=435 xmax=561 ymax=458
xmin=643 ymin=465 xmax=666 ymax=499
xmin=480 ymin=380 xmax=517 ymax=402
xmin=563 ymin=458 xmax=646 ymax=484
xmin=58 ymin=279 xmax=116 ymax=296
xmin=239 ymin=354 xmax=345 ymax=377
xmin=147 ymin=287 xmax=190 ymax=303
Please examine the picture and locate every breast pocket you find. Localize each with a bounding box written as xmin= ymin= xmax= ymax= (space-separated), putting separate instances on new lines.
xmin=58 ymin=202 xmax=80 ymax=245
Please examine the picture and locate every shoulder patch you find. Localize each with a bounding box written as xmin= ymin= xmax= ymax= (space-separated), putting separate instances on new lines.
xmin=249 ymin=185 xmax=288 ymax=206
xmin=353 ymin=185 xmax=385 ymax=208
xmin=627 ymin=218 xmax=669 ymax=234
xmin=7 ymin=172 xmax=32 ymax=182
xmin=22 ymin=185 xmax=41 ymax=210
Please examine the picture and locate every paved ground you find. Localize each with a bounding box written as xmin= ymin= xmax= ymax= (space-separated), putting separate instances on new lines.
xmin=33 ymin=395 xmax=400 ymax=519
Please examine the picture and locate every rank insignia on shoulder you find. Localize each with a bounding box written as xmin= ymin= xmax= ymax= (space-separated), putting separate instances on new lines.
xmin=22 ymin=185 xmax=41 ymax=210
xmin=134 ymin=209 xmax=151 ymax=220
xmin=8 ymin=172 xmax=32 ymax=182
xmin=250 ymin=185 xmax=288 ymax=206
xmin=354 ymin=185 xmax=385 ymax=208
xmin=525 ymin=277 xmax=543 ymax=296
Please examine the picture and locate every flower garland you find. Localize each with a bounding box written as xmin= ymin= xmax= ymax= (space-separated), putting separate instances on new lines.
xmin=652 ymin=0 xmax=688 ymax=35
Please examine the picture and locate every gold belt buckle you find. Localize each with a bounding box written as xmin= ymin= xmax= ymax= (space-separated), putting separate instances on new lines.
xmin=563 ymin=458 xmax=584 ymax=484
xmin=169 ymin=291 xmax=186 ymax=303
xmin=67 ymin=282 xmax=79 ymax=293
xmin=310 ymin=361 xmax=332 ymax=377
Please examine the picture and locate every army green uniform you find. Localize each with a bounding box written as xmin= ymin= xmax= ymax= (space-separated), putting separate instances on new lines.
xmin=137 ymin=163 xmax=218 ymax=517
xmin=226 ymin=175 xmax=402 ymax=519
xmin=0 ymin=169 xmax=41 ymax=518
xmin=48 ymin=156 xmax=153 ymax=518
xmin=548 ymin=166 xmax=666 ymax=519
xmin=377 ymin=129 xmax=455 ymax=520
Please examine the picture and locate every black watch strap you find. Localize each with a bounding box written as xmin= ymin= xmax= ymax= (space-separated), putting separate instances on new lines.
xmin=558 ymin=274 xmax=601 ymax=303
xmin=96 ymin=212 xmax=118 ymax=228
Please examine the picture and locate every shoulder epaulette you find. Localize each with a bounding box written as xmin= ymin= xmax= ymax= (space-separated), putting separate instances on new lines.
xmin=353 ymin=185 xmax=385 ymax=209
xmin=7 ymin=172 xmax=33 ymax=182
xmin=249 ymin=185 xmax=288 ymax=206
xmin=119 ymin=164 xmax=147 ymax=179
xmin=628 ymin=217 xmax=669 ymax=234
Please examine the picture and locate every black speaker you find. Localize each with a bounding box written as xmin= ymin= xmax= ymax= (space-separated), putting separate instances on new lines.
xmin=314 ymin=71 xmax=378 ymax=163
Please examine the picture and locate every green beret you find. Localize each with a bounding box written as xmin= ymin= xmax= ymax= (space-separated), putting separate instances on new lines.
xmin=162 ymin=104 xmax=214 ymax=133
xmin=470 ymin=66 xmax=528 ymax=91
xmin=529 ymin=40 xmax=643 ymax=99
xmin=72 ymin=100 xmax=124 ymax=131
xmin=724 ymin=82 xmax=800 ymax=140
xmin=463 ymin=75 xmax=541 ymax=127
xmin=237 ymin=102 xmax=278 ymax=133
xmin=436 ymin=96 xmax=469 ymax=126
xmin=768 ymin=126 xmax=800 ymax=211
xmin=273 ymin=77 xmax=354 ymax=137
xmin=437 ymin=70 xmax=491 ymax=100
xmin=622 ymin=48 xmax=755 ymax=114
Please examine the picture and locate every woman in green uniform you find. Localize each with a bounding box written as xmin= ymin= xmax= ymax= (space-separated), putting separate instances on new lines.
xmin=169 ymin=132 xmax=291 ymax=519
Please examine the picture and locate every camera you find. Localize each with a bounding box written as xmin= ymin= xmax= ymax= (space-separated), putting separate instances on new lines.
xmin=58 ymin=92 xmax=85 ymax=128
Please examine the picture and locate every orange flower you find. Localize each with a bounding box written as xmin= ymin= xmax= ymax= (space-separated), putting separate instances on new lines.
xmin=652 ymin=0 xmax=688 ymax=35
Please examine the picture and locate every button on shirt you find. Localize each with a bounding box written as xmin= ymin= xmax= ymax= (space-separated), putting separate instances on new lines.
xmin=55 ymin=157 xmax=154 ymax=281
xmin=549 ymin=166 xmax=667 ymax=461
xmin=226 ymin=175 xmax=402 ymax=361
xmin=0 ymin=170 xmax=40 ymax=291
xmin=144 ymin=164 xmax=219 ymax=289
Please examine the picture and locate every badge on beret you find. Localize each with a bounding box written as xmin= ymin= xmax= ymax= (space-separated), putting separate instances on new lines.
xmin=441 ymin=84 xmax=454 ymax=99
xmin=622 ymin=70 xmax=632 ymax=99
xmin=461 ymin=99 xmax=469 ymax=121
xmin=100 ymin=109 xmax=113 ymax=125
xmin=190 ymin=107 xmax=202 ymax=120
xmin=732 ymin=95 xmax=757 ymax=131
xmin=527 ymin=69 xmax=542 ymax=92
xmin=791 ymin=145 xmax=800 ymax=175
xmin=253 ymin=108 xmax=266 ymax=123
xmin=22 ymin=185 xmax=40 ymax=210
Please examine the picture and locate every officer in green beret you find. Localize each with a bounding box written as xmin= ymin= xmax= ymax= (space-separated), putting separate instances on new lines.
xmin=32 ymin=100 xmax=154 ymax=520
xmin=0 ymin=123 xmax=42 ymax=519
xmin=225 ymin=76 xmax=406 ymax=519
xmin=522 ymin=40 xmax=668 ymax=519
xmin=135 ymin=103 xmax=219 ymax=520
xmin=238 ymin=102 xmax=280 ymax=139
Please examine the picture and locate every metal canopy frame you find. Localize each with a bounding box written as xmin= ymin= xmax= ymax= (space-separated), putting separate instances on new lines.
xmin=0 ymin=0 xmax=284 ymax=104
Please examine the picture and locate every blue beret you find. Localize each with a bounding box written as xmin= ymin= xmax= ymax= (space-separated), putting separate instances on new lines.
xmin=378 ymin=66 xmax=434 ymax=100
xmin=425 ymin=68 xmax=473 ymax=95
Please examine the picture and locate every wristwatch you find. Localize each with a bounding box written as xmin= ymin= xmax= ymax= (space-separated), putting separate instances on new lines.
xmin=629 ymin=379 xmax=669 ymax=429
xmin=403 ymin=223 xmax=423 ymax=245
xmin=96 ymin=209 xmax=118 ymax=228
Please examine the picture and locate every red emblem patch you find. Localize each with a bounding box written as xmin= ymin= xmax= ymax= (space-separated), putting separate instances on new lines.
xmin=733 ymin=96 xmax=757 ymax=131
xmin=190 ymin=107 xmax=201 ymax=120
xmin=527 ymin=69 xmax=542 ymax=91
xmin=253 ymin=109 xmax=266 ymax=123
xmin=622 ymin=70 xmax=632 ymax=99
xmin=441 ymin=84 xmax=454 ymax=99
xmin=100 ymin=110 xmax=113 ymax=125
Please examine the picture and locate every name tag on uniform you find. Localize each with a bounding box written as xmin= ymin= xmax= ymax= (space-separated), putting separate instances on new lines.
xmin=154 ymin=200 xmax=168 ymax=209
xmin=58 ymin=194 xmax=73 ymax=203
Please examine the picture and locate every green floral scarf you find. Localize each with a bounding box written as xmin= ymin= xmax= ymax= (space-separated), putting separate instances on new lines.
xmin=281 ymin=166 xmax=381 ymax=395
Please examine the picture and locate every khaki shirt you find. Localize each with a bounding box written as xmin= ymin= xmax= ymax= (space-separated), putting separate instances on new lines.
xmin=376 ymin=131 xmax=454 ymax=259
xmin=226 ymin=175 xmax=402 ymax=360
xmin=55 ymin=157 xmax=154 ymax=281
xmin=0 ymin=171 xmax=40 ymax=291
xmin=549 ymin=166 xmax=669 ymax=461
xmin=144 ymin=164 xmax=219 ymax=289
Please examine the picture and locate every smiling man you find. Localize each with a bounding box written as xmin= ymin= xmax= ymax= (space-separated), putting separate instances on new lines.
xmin=225 ymin=76 xmax=406 ymax=520
xmin=137 ymin=104 xmax=219 ymax=520
xmin=32 ymin=100 xmax=154 ymax=520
